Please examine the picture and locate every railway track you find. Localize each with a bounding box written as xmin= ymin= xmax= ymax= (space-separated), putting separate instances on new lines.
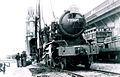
xmin=90 ymin=68 xmax=120 ymax=76
xmin=50 ymin=66 xmax=84 ymax=77
xmin=68 ymin=66 xmax=120 ymax=77
xmin=52 ymin=66 xmax=120 ymax=77
xmin=32 ymin=63 xmax=84 ymax=77
xmin=61 ymin=69 xmax=84 ymax=77
xmin=34 ymin=60 xmax=85 ymax=77
xmin=32 ymin=63 xmax=120 ymax=77
xmin=65 ymin=68 xmax=120 ymax=77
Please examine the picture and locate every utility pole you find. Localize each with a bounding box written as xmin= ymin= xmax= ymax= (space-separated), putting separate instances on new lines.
xmin=38 ymin=0 xmax=42 ymax=46
xmin=35 ymin=0 xmax=43 ymax=61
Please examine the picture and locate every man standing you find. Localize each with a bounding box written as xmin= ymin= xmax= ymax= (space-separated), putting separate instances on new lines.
xmin=43 ymin=24 xmax=50 ymax=43
xmin=15 ymin=53 xmax=20 ymax=67
xmin=21 ymin=51 xmax=27 ymax=67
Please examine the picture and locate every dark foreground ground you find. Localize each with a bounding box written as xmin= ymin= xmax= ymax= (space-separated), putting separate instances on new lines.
xmin=29 ymin=61 xmax=120 ymax=77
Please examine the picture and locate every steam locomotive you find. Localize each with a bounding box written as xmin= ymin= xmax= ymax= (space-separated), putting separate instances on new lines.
xmin=29 ymin=8 xmax=99 ymax=69
xmin=37 ymin=10 xmax=99 ymax=69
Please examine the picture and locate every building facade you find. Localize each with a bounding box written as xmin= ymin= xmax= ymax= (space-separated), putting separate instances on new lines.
xmin=25 ymin=8 xmax=35 ymax=56
xmin=84 ymin=0 xmax=120 ymax=62
xmin=85 ymin=0 xmax=120 ymax=37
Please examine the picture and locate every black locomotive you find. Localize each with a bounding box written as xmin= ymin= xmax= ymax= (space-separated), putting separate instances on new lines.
xmin=36 ymin=10 xmax=99 ymax=69
xmin=29 ymin=8 xmax=99 ymax=69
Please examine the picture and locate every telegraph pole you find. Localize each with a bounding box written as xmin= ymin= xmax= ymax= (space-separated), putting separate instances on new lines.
xmin=35 ymin=0 xmax=43 ymax=61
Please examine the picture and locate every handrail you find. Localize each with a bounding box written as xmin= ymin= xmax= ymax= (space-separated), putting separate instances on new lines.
xmin=0 ymin=62 xmax=10 ymax=74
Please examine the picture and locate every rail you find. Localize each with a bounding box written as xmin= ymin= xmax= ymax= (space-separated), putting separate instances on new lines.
xmin=50 ymin=66 xmax=84 ymax=77
xmin=33 ymin=63 xmax=84 ymax=77
xmin=90 ymin=68 xmax=120 ymax=76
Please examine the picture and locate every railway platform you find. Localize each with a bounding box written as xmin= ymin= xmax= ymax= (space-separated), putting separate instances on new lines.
xmin=0 ymin=59 xmax=32 ymax=77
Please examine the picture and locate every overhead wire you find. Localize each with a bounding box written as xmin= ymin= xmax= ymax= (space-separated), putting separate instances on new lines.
xmin=40 ymin=0 xmax=57 ymax=25
xmin=40 ymin=0 xmax=57 ymax=26
xmin=41 ymin=3 xmax=46 ymax=26
xmin=50 ymin=0 xmax=56 ymax=19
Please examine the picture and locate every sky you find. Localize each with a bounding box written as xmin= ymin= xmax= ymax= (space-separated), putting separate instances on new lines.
xmin=0 ymin=0 xmax=105 ymax=58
